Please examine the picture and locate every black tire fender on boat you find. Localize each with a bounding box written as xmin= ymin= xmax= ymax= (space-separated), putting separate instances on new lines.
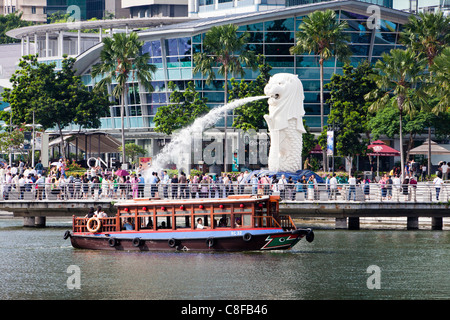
xmin=132 ymin=237 xmax=142 ymax=247
xmin=306 ymin=230 xmax=314 ymax=243
xmin=108 ymin=237 xmax=118 ymax=247
xmin=243 ymin=233 xmax=252 ymax=242
xmin=206 ymin=237 xmax=215 ymax=247
xmin=168 ymin=238 xmax=177 ymax=248
xmin=63 ymin=230 xmax=71 ymax=240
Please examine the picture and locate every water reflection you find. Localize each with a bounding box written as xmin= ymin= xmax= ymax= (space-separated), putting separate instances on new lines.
xmin=1 ymin=218 xmax=450 ymax=300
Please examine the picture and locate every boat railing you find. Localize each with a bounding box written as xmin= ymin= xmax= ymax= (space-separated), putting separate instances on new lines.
xmin=73 ymin=216 xmax=119 ymax=233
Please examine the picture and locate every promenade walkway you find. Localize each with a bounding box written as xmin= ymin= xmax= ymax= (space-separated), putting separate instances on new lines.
xmin=1 ymin=182 xmax=448 ymax=229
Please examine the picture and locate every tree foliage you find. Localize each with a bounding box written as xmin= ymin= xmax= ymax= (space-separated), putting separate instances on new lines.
xmin=1 ymin=54 xmax=110 ymax=152
xmin=229 ymin=56 xmax=271 ymax=131
xmin=154 ymin=81 xmax=209 ymax=135
xmin=0 ymin=12 xmax=32 ymax=44
xmin=320 ymin=62 xmax=377 ymax=165
xmin=91 ymin=31 xmax=156 ymax=163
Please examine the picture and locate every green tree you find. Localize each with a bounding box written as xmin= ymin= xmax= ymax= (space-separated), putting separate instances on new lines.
xmin=401 ymin=11 xmax=450 ymax=68
xmin=290 ymin=9 xmax=351 ymax=171
xmin=323 ymin=62 xmax=377 ymax=171
xmin=193 ymin=24 xmax=258 ymax=171
xmin=229 ymin=55 xmax=272 ymax=131
xmin=1 ymin=55 xmax=110 ymax=155
xmin=0 ymin=12 xmax=32 ymax=44
xmin=119 ymin=142 xmax=147 ymax=165
xmin=429 ymin=47 xmax=450 ymax=114
xmin=91 ymin=32 xmax=156 ymax=165
xmin=154 ymin=81 xmax=209 ymax=135
xmin=401 ymin=11 xmax=450 ymax=175
xmin=365 ymin=49 xmax=427 ymax=179
xmin=290 ymin=9 xmax=351 ymax=132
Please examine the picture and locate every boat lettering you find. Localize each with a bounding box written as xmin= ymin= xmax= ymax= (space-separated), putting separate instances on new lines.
xmin=230 ymin=231 xmax=243 ymax=236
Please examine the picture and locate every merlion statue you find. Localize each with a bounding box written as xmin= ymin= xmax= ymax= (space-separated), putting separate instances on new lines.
xmin=263 ymin=73 xmax=306 ymax=172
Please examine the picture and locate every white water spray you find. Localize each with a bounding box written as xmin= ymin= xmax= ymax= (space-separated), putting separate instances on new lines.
xmin=146 ymin=96 xmax=268 ymax=177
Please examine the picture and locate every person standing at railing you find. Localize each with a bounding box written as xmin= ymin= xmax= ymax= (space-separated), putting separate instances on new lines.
xmin=278 ymin=174 xmax=287 ymax=200
xmin=179 ymin=172 xmax=187 ymax=199
xmin=348 ymin=174 xmax=357 ymax=201
xmin=433 ymin=175 xmax=443 ymax=200
xmin=171 ymin=174 xmax=179 ymax=199
xmin=393 ymin=174 xmax=401 ymax=201
xmin=402 ymin=176 xmax=410 ymax=201
xmin=260 ymin=174 xmax=270 ymax=196
xmin=329 ymin=174 xmax=338 ymax=200
xmin=441 ymin=162 xmax=449 ymax=180
xmin=307 ymin=175 xmax=315 ymax=200
xmin=409 ymin=176 xmax=417 ymax=201
xmin=131 ymin=174 xmax=139 ymax=198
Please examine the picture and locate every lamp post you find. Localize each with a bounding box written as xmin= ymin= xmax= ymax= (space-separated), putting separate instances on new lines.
xmin=25 ymin=110 xmax=42 ymax=168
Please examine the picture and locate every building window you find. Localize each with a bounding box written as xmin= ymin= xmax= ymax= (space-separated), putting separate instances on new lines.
xmin=32 ymin=6 xmax=36 ymax=14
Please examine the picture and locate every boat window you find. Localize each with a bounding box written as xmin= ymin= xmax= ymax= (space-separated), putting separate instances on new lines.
xmin=140 ymin=216 xmax=154 ymax=229
xmin=195 ymin=215 xmax=210 ymax=229
xmin=175 ymin=216 xmax=191 ymax=229
xmin=234 ymin=214 xmax=251 ymax=228
xmin=214 ymin=214 xmax=231 ymax=228
xmin=156 ymin=216 xmax=171 ymax=229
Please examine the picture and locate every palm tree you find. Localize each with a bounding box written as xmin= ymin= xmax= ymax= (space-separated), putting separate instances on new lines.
xmin=193 ymin=24 xmax=257 ymax=172
xmin=429 ymin=47 xmax=450 ymax=113
xmin=401 ymin=11 xmax=450 ymax=176
xmin=366 ymin=49 xmax=427 ymax=179
xmin=290 ymin=9 xmax=351 ymax=171
xmin=91 ymin=32 xmax=156 ymax=166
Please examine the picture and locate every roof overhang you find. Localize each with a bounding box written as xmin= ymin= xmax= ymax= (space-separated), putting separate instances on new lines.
xmin=67 ymin=1 xmax=412 ymax=75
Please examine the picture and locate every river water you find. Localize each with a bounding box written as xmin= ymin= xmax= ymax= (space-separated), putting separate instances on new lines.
xmin=1 ymin=217 xmax=449 ymax=301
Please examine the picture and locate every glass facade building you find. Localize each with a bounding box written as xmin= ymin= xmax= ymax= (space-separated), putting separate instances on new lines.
xmin=6 ymin=1 xmax=412 ymax=160
xmin=80 ymin=3 xmax=407 ymax=135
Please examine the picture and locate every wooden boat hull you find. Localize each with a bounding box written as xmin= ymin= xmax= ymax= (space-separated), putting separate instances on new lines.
xmin=67 ymin=228 xmax=313 ymax=252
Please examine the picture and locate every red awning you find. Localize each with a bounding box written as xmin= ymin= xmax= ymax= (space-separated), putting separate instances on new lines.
xmin=367 ymin=140 xmax=400 ymax=156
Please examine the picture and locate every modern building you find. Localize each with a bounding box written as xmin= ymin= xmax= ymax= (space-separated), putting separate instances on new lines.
xmin=5 ymin=0 xmax=415 ymax=169
xmin=0 ymin=0 xmax=47 ymax=22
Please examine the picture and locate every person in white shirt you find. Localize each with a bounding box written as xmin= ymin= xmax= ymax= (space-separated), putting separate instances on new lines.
xmin=196 ymin=218 xmax=208 ymax=229
xmin=433 ymin=176 xmax=443 ymax=200
xmin=329 ymin=174 xmax=338 ymax=200
xmin=348 ymin=175 xmax=357 ymax=201
xmin=441 ymin=162 xmax=448 ymax=180
xmin=392 ymin=174 xmax=401 ymax=200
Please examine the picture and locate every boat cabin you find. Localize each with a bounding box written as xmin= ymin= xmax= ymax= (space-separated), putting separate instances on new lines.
xmin=73 ymin=195 xmax=297 ymax=234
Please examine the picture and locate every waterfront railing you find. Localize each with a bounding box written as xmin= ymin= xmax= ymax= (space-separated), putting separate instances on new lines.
xmin=0 ymin=182 xmax=448 ymax=203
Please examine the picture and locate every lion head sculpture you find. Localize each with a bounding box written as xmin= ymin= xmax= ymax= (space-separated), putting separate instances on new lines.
xmin=264 ymin=73 xmax=305 ymax=133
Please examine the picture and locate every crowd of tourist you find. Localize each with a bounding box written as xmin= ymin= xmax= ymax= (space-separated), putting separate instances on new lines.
xmin=0 ymin=157 xmax=447 ymax=201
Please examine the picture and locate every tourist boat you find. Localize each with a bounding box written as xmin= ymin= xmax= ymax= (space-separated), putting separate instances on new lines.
xmin=64 ymin=195 xmax=314 ymax=252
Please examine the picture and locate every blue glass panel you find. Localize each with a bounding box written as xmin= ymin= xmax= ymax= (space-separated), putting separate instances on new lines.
xmin=374 ymin=31 xmax=397 ymax=44
xmin=238 ymin=22 xmax=263 ymax=32
xmin=372 ymin=45 xmax=397 ymax=56
xmin=245 ymin=43 xmax=263 ymax=54
xmin=178 ymin=37 xmax=191 ymax=55
xmin=265 ymin=18 xmax=295 ymax=31
xmin=192 ymin=34 xmax=202 ymax=43
xmin=264 ymin=32 xmax=294 ymax=43
xmin=247 ymin=32 xmax=263 ymax=43
xmin=304 ymin=116 xmax=322 ymax=128
xmin=266 ymin=56 xmax=294 ymax=67
xmin=265 ymin=44 xmax=292 ymax=55
xmin=151 ymin=40 xmax=162 ymax=57
xmin=348 ymin=31 xmax=371 ymax=44
xmin=181 ymin=68 xmax=192 ymax=79
xmin=350 ymin=45 xmax=370 ymax=56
